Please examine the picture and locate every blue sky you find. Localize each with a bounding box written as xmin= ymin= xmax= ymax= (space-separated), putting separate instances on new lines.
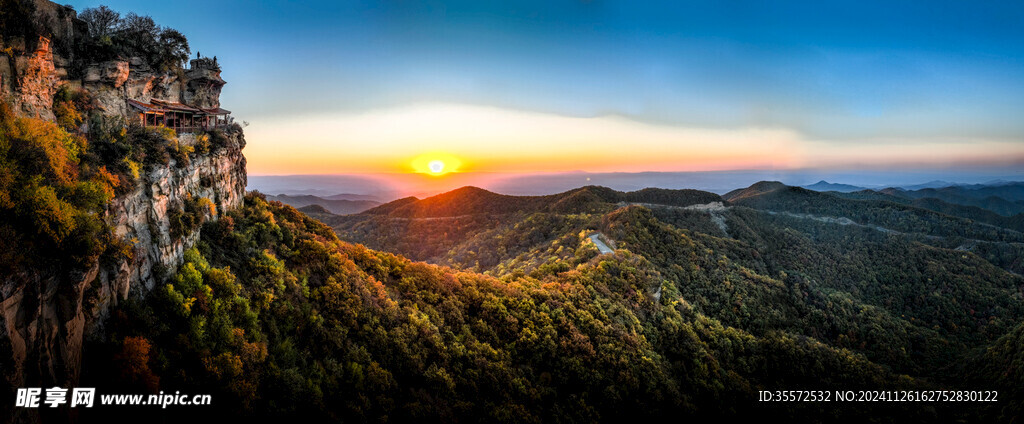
xmin=65 ymin=0 xmax=1024 ymax=176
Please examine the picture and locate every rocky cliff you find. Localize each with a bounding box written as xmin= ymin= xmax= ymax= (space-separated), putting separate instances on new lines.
xmin=1 ymin=2 xmax=226 ymax=120
xmin=0 ymin=0 xmax=247 ymax=391
xmin=0 ymin=1 xmax=82 ymax=121
xmin=0 ymin=131 xmax=245 ymax=389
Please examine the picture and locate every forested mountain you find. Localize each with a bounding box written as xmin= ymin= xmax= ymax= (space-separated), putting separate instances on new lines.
xmin=315 ymin=182 xmax=1024 ymax=421
xmin=5 ymin=89 xmax=1022 ymax=420
xmin=327 ymin=182 xmax=1024 ymax=275
xmin=84 ymin=193 xmax=957 ymax=422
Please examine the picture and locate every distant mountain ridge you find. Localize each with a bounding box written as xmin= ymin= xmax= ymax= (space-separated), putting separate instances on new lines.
xmin=798 ymin=180 xmax=1024 ymax=217
xmin=323 ymin=193 xmax=381 ymax=201
xmin=860 ymin=182 xmax=1024 ymax=216
xmin=729 ymin=181 xmax=1023 ymax=232
xmin=362 ymin=185 xmax=723 ymax=218
xmin=267 ymin=194 xmax=381 ymax=215
xmin=898 ymin=180 xmax=963 ymax=190
xmin=802 ymin=180 xmax=868 ymax=193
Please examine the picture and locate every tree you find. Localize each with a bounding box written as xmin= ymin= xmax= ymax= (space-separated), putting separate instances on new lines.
xmin=157 ymin=28 xmax=190 ymax=71
xmin=116 ymin=336 xmax=160 ymax=391
xmin=78 ymin=5 xmax=120 ymax=38
xmin=112 ymin=12 xmax=159 ymax=61
xmin=0 ymin=0 xmax=27 ymax=32
xmin=118 ymin=12 xmax=157 ymax=37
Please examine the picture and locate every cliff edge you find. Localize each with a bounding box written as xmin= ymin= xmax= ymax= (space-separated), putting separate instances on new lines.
xmin=0 ymin=0 xmax=247 ymax=392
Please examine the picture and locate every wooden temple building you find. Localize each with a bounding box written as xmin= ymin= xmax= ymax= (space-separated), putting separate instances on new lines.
xmin=127 ymin=98 xmax=232 ymax=133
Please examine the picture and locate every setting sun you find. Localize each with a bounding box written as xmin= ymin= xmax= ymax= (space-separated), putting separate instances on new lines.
xmin=411 ymin=152 xmax=463 ymax=176
xmin=428 ymin=160 xmax=444 ymax=174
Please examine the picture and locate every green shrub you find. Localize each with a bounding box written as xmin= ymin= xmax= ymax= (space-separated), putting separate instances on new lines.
xmin=52 ymin=85 xmax=94 ymax=132
xmin=207 ymin=129 xmax=230 ymax=151
xmin=168 ymin=196 xmax=216 ymax=239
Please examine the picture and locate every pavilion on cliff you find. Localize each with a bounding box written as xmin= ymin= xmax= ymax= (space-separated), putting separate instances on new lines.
xmin=127 ymin=98 xmax=231 ymax=133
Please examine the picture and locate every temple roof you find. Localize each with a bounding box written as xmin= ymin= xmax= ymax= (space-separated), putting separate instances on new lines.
xmin=127 ymin=99 xmax=165 ymax=113
xmin=150 ymin=99 xmax=202 ymax=113
xmin=129 ymin=99 xmax=229 ymax=115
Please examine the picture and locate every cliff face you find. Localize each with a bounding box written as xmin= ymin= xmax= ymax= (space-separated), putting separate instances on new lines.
xmin=1 ymin=35 xmax=60 ymax=120
xmin=101 ymin=133 xmax=246 ymax=298
xmin=0 ymin=132 xmax=245 ymax=388
xmin=0 ymin=0 xmax=247 ymax=390
xmin=0 ymin=1 xmax=82 ymax=121
xmin=4 ymin=43 xmax=221 ymax=120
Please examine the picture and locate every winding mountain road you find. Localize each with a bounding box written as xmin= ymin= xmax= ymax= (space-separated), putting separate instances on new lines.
xmin=589 ymin=234 xmax=614 ymax=254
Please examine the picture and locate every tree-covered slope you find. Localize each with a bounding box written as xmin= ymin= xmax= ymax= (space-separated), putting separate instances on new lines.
xmin=83 ymin=193 xmax=960 ymax=422
xmin=833 ymin=190 xmax=1024 ymax=233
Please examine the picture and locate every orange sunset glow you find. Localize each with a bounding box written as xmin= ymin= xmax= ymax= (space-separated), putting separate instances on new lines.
xmin=244 ymin=103 xmax=806 ymax=175
xmin=244 ymin=103 xmax=1024 ymax=177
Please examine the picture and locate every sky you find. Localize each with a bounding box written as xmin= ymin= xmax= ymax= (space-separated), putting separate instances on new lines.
xmin=66 ymin=0 xmax=1024 ymax=181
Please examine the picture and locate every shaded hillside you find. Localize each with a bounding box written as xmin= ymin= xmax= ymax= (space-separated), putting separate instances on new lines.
xmin=881 ymin=182 xmax=1024 ymax=216
xmin=722 ymin=182 xmax=1024 ymax=274
xmin=834 ymin=190 xmax=1024 ymax=233
xmin=615 ymin=205 xmax=1022 ymax=375
xmin=323 ymin=193 xmax=380 ymax=201
xmin=907 ymin=198 xmax=1024 ymax=232
xmin=297 ymin=204 xmax=331 ymax=215
xmin=360 ymin=186 xmax=559 ymax=217
xmin=724 ymin=181 xmax=1024 ymax=243
xmin=964 ymin=320 xmax=1024 ymax=421
xmin=722 ymin=180 xmax=789 ymax=201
